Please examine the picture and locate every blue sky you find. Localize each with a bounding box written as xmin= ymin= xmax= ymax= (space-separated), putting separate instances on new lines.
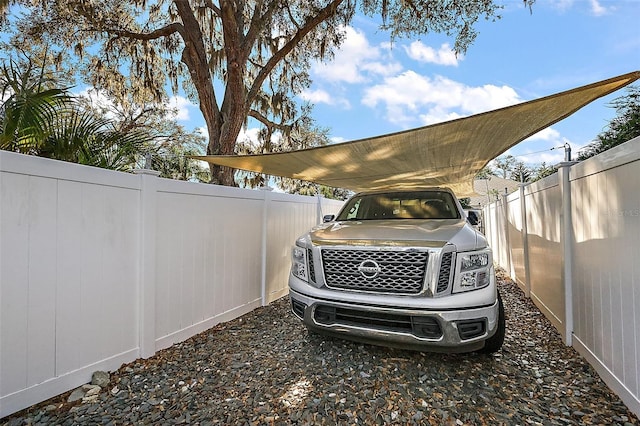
xmin=169 ymin=0 xmax=640 ymax=167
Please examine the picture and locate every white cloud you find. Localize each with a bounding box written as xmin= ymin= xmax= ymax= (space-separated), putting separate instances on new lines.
xmin=299 ymin=89 xmax=350 ymax=108
xmin=236 ymin=127 xmax=283 ymax=150
xmin=361 ymin=60 xmax=403 ymax=77
xmin=418 ymin=111 xmax=463 ymax=126
xmin=404 ymin=41 xmax=460 ymax=66
xmin=460 ymin=84 xmax=521 ymax=114
xmin=362 ymin=72 xmax=521 ymax=127
xmin=237 ymin=127 xmax=262 ymax=148
xmin=589 ymin=0 xmax=609 ymax=16
xmin=330 ymin=136 xmax=347 ymax=144
xmin=549 ymin=0 xmax=610 ymax=16
xmin=312 ymin=26 xmax=402 ymax=84
xmin=525 ymin=127 xmax=561 ymax=142
xmin=197 ymin=127 xmax=209 ymax=141
xmin=551 ymin=0 xmax=575 ymax=12
xmin=168 ymin=95 xmax=192 ymax=121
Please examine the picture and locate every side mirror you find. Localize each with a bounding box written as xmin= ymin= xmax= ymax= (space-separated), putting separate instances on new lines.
xmin=323 ymin=214 xmax=335 ymax=223
xmin=467 ymin=211 xmax=479 ymax=226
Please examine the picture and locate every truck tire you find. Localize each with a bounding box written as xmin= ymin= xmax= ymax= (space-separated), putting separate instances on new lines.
xmin=479 ymin=290 xmax=505 ymax=354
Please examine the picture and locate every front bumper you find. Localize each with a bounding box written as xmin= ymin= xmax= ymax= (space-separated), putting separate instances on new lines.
xmin=289 ymin=286 xmax=499 ymax=353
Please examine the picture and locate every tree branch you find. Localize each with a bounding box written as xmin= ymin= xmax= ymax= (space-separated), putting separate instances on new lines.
xmin=248 ymin=109 xmax=291 ymax=132
xmin=244 ymin=0 xmax=278 ymax=55
xmin=246 ymin=0 xmax=344 ymax=108
xmin=285 ymin=3 xmax=302 ymax=30
xmin=201 ymin=0 xmax=221 ymax=17
xmin=105 ymin=22 xmax=185 ymax=41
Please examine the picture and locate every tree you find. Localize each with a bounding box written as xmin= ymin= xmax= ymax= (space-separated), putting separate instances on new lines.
xmin=1 ymin=0 xmax=534 ymax=186
xmin=236 ymin=105 xmax=350 ymax=197
xmin=531 ymin=162 xmax=556 ymax=181
xmin=1 ymin=55 xmax=154 ymax=170
xmin=510 ymin=160 xmax=531 ymax=183
xmin=578 ymin=85 xmax=640 ymax=161
xmin=492 ymin=155 xmax=517 ymax=179
xmin=0 ymin=57 xmax=73 ymax=153
xmin=77 ymin=87 xmax=211 ymax=179
xmin=475 ymin=166 xmax=494 ymax=180
xmin=40 ymin=110 xmax=152 ymax=170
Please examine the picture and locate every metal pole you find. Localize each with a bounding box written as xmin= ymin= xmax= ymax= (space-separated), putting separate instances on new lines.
xmin=564 ymin=143 xmax=572 ymax=162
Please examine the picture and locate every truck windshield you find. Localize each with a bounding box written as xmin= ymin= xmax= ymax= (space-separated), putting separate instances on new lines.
xmin=336 ymin=191 xmax=461 ymax=221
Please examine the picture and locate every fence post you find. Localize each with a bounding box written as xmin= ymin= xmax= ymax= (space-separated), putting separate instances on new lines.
xmin=260 ymin=186 xmax=274 ymax=306
xmin=558 ymin=161 xmax=577 ymax=346
xmin=519 ymin=183 xmax=531 ymax=298
xmin=491 ymin=201 xmax=500 ymax=265
xmin=502 ymin=192 xmax=513 ymax=278
xmin=134 ymin=168 xmax=160 ymax=359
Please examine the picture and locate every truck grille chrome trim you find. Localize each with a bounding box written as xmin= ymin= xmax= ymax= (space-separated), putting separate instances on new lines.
xmin=307 ymin=248 xmax=316 ymax=284
xmin=437 ymin=251 xmax=453 ymax=293
xmin=321 ymin=249 xmax=428 ymax=294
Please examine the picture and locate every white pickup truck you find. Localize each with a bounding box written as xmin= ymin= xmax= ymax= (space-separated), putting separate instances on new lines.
xmin=288 ymin=188 xmax=504 ymax=353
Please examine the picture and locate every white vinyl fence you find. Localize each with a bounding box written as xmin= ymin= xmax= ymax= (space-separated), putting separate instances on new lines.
xmin=0 ymin=151 xmax=344 ymax=417
xmin=484 ymin=136 xmax=640 ymax=417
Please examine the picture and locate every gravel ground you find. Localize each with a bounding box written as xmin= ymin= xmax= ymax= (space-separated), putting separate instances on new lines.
xmin=3 ymin=272 xmax=639 ymax=426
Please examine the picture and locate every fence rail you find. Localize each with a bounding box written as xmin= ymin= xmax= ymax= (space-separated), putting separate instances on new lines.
xmin=0 ymin=151 xmax=344 ymax=417
xmin=483 ymin=136 xmax=640 ymax=417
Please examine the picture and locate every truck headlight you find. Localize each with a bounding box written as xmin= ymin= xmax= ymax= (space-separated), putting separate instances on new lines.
xmin=460 ymin=253 xmax=489 ymax=271
xmin=291 ymin=245 xmax=309 ymax=282
xmin=453 ymin=250 xmax=491 ymax=293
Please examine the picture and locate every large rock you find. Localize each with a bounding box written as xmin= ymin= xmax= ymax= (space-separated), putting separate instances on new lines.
xmin=68 ymin=384 xmax=102 ymax=403
xmin=91 ymin=371 xmax=110 ymax=387
xmin=67 ymin=387 xmax=86 ymax=403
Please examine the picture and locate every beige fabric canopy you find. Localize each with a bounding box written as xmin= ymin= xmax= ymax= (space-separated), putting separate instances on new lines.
xmin=194 ymin=71 xmax=640 ymax=196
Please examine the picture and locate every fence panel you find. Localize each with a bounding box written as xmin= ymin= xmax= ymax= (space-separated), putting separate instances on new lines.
xmin=153 ymin=181 xmax=265 ymax=351
xmin=482 ymin=136 xmax=640 ymax=415
xmin=0 ymin=152 xmax=338 ymax=417
xmin=1 ymin=153 xmax=140 ymax=416
xmin=523 ymin=174 xmax=565 ymax=335
xmin=570 ymin=137 xmax=640 ymax=407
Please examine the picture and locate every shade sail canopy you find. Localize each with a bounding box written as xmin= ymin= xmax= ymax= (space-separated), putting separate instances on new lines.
xmin=194 ymin=71 xmax=639 ymax=196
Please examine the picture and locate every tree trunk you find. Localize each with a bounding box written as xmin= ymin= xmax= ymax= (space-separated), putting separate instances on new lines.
xmin=176 ymin=0 xmax=238 ymax=186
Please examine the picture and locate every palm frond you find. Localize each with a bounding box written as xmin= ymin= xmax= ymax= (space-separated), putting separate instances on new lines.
xmin=0 ymin=58 xmax=74 ymax=152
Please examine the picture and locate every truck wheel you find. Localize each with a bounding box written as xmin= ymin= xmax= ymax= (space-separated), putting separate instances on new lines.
xmin=479 ymin=290 xmax=505 ymax=354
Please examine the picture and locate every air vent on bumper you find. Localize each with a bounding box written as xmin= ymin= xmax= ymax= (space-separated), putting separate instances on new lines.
xmin=456 ymin=319 xmax=487 ymax=340
xmin=314 ymin=305 xmax=442 ymax=339
xmin=291 ymin=299 xmax=307 ymax=319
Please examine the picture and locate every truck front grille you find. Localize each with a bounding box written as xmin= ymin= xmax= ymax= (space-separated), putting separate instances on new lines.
xmin=321 ymin=249 xmax=428 ymax=294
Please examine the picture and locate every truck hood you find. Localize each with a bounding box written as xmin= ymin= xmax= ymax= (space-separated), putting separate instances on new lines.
xmin=309 ymin=219 xmax=485 ymax=251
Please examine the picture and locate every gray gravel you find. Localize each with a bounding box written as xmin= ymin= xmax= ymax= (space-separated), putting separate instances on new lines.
xmin=3 ymin=272 xmax=639 ymax=425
